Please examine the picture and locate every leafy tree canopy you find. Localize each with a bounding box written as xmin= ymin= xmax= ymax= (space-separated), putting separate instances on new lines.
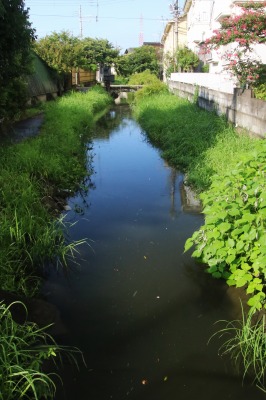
xmin=0 ymin=0 xmax=36 ymax=121
xmin=34 ymin=31 xmax=119 ymax=74
xmin=176 ymin=46 xmax=199 ymax=72
xmin=115 ymin=46 xmax=161 ymax=77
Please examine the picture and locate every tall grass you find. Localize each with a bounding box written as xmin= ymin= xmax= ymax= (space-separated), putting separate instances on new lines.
xmin=210 ymin=305 xmax=266 ymax=393
xmin=133 ymin=93 xmax=258 ymax=192
xmin=0 ymin=86 xmax=112 ymax=295
xmin=0 ymin=301 xmax=82 ymax=400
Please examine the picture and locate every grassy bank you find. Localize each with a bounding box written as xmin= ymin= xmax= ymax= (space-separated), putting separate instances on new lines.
xmin=0 ymin=86 xmax=112 ymax=296
xmin=133 ymin=89 xmax=266 ymax=390
xmin=133 ymin=93 xmax=257 ymax=191
xmin=0 ymin=86 xmax=111 ymax=399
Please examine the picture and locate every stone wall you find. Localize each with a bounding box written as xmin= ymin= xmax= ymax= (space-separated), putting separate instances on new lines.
xmin=168 ymin=79 xmax=266 ymax=138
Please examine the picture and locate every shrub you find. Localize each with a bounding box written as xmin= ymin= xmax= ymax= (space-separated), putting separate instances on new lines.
xmin=114 ymin=75 xmax=129 ymax=85
xmin=210 ymin=305 xmax=266 ymax=393
xmin=185 ymin=140 xmax=266 ymax=311
xmin=0 ymin=301 xmax=79 ymax=400
xmin=134 ymin=82 xmax=169 ymax=101
xmin=253 ymin=83 xmax=266 ymax=100
xmin=128 ymin=70 xmax=160 ymax=85
xmin=176 ymin=47 xmax=199 ymax=72
xmin=0 ymin=86 xmax=112 ymax=295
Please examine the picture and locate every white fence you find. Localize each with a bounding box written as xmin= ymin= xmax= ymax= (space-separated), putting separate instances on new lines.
xmin=170 ymin=73 xmax=236 ymax=94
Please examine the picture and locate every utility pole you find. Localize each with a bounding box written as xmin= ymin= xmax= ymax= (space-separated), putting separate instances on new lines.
xmin=96 ymin=0 xmax=99 ymax=22
xmin=139 ymin=14 xmax=144 ymax=46
xmin=79 ymin=5 xmax=83 ymax=38
xmin=169 ymin=0 xmax=180 ymax=72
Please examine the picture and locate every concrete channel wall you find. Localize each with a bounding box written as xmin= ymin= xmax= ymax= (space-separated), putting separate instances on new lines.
xmin=168 ymin=75 xmax=266 ymax=138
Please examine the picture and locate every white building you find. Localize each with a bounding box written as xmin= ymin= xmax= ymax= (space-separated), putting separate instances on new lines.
xmin=161 ymin=14 xmax=187 ymax=80
xmin=184 ymin=0 xmax=266 ymax=73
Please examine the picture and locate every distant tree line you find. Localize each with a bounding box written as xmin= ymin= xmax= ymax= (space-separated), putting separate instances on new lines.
xmin=0 ymin=1 xmax=161 ymax=126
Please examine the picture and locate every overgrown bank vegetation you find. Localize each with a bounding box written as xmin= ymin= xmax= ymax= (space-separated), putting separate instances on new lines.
xmin=133 ymin=86 xmax=266 ymax=390
xmin=1 ymin=86 xmax=111 ymax=296
xmin=0 ymin=87 xmax=111 ymax=398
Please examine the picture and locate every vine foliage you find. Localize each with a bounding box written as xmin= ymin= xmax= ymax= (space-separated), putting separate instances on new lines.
xmin=185 ymin=142 xmax=266 ymax=310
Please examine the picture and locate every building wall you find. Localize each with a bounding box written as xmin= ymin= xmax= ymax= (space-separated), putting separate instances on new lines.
xmin=161 ymin=16 xmax=187 ymax=80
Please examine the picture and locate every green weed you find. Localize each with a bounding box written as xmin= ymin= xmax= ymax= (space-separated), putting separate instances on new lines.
xmin=133 ymin=93 xmax=255 ymax=191
xmin=0 ymin=86 xmax=112 ymax=295
xmin=0 ymin=301 xmax=82 ymax=400
xmin=210 ymin=305 xmax=266 ymax=392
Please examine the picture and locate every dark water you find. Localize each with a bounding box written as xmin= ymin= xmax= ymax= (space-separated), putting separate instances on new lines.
xmin=42 ymin=107 xmax=265 ymax=400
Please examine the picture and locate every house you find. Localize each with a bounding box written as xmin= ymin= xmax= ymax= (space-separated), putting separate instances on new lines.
xmin=161 ymin=13 xmax=187 ymax=79
xmin=183 ymin=0 xmax=266 ymax=73
xmin=166 ymin=0 xmax=266 ymax=136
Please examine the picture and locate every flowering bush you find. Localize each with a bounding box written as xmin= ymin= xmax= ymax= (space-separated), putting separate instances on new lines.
xmin=202 ymin=1 xmax=266 ymax=88
xmin=204 ymin=2 xmax=266 ymax=50
xmin=223 ymin=50 xmax=261 ymax=86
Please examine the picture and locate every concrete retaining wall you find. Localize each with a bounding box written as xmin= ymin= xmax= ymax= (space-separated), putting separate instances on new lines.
xmin=168 ymin=79 xmax=266 ymax=138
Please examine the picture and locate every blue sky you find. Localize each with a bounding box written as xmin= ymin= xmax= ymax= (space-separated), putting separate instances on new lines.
xmin=25 ymin=0 xmax=185 ymax=52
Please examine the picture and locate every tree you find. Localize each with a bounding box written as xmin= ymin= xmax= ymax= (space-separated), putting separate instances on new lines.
xmin=34 ymin=32 xmax=119 ymax=74
xmin=80 ymin=38 xmax=119 ymax=71
xmin=176 ymin=47 xmax=200 ymax=72
xmin=34 ymin=31 xmax=80 ymax=74
xmin=0 ymin=0 xmax=36 ymax=122
xmin=115 ymin=46 xmax=161 ymax=77
xmin=163 ymin=47 xmax=199 ymax=77
xmin=202 ymin=1 xmax=266 ymax=87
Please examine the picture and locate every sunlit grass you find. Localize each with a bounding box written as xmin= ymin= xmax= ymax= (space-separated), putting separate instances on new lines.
xmin=0 ymin=86 xmax=112 ymax=295
xmin=210 ymin=305 xmax=266 ymax=393
xmin=0 ymin=301 xmax=83 ymax=400
xmin=133 ymin=93 xmax=258 ymax=192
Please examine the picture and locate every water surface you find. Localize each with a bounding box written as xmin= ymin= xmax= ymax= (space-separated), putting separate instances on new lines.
xmin=42 ymin=106 xmax=264 ymax=400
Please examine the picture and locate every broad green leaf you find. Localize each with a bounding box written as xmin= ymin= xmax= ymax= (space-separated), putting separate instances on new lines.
xmin=219 ymin=222 xmax=231 ymax=234
xmin=228 ymin=208 xmax=241 ymax=217
xmin=236 ymin=241 xmax=245 ymax=252
xmin=227 ymin=238 xmax=235 ymax=248
xmin=184 ymin=238 xmax=194 ymax=252
xmin=207 ymin=265 xmax=218 ymax=273
xmin=192 ymin=249 xmax=202 ymax=258
xmin=241 ymin=213 xmax=256 ymax=222
xmin=227 ymin=279 xmax=236 ymax=286
xmin=226 ymin=254 xmax=236 ymax=264
xmin=212 ymin=272 xmax=222 ymax=279
xmin=236 ymin=278 xmax=247 ymax=288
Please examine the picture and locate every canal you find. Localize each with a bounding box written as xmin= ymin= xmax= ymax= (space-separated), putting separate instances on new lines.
xmin=42 ymin=106 xmax=265 ymax=399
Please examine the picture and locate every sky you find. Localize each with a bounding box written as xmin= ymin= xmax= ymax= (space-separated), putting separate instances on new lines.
xmin=24 ymin=0 xmax=185 ymax=52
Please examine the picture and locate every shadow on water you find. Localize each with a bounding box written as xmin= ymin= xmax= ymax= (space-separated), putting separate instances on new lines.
xmin=41 ymin=105 xmax=265 ymax=400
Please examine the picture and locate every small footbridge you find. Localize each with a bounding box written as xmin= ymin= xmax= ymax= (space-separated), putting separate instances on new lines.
xmin=108 ymin=84 xmax=143 ymax=104
xmin=109 ymin=84 xmax=143 ymax=92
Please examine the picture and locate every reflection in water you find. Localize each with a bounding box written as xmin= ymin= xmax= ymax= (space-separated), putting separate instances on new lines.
xmin=42 ymin=106 xmax=264 ymax=400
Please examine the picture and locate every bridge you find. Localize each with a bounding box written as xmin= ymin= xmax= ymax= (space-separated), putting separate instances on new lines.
xmin=109 ymin=84 xmax=143 ymax=92
xmin=106 ymin=84 xmax=143 ymax=103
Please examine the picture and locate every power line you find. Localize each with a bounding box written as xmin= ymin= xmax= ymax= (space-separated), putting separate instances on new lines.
xmin=29 ymin=13 xmax=168 ymax=21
